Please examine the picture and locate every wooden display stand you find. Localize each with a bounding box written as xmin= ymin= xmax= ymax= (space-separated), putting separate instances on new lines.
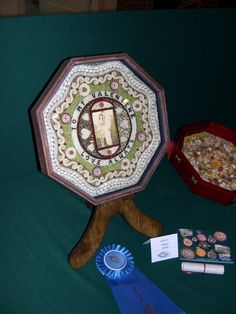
xmin=69 ymin=195 xmax=163 ymax=269
xmin=30 ymin=53 xmax=169 ymax=270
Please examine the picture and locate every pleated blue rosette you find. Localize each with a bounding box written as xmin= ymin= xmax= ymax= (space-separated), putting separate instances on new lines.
xmin=96 ymin=244 xmax=186 ymax=314
xmin=96 ymin=244 xmax=134 ymax=280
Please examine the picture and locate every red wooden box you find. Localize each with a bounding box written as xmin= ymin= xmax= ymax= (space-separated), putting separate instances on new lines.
xmin=168 ymin=121 xmax=236 ymax=205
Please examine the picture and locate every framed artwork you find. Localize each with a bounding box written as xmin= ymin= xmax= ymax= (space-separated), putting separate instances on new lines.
xmin=31 ymin=53 xmax=169 ymax=205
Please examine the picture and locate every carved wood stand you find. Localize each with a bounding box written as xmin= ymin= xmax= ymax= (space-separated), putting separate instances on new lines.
xmin=69 ymin=196 xmax=163 ymax=269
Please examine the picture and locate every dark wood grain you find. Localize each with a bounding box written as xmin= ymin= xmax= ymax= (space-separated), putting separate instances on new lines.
xmin=69 ymin=195 xmax=163 ymax=269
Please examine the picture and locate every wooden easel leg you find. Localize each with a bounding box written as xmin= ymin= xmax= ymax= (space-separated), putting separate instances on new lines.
xmin=120 ymin=196 xmax=163 ymax=238
xmin=69 ymin=196 xmax=163 ymax=269
xmin=69 ymin=203 xmax=116 ymax=269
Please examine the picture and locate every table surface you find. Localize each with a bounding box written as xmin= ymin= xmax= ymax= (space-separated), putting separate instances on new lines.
xmin=0 ymin=8 xmax=236 ymax=314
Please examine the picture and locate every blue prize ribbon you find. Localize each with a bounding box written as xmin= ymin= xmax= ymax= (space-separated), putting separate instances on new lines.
xmin=96 ymin=244 xmax=135 ymax=280
xmin=96 ymin=244 xmax=186 ymax=314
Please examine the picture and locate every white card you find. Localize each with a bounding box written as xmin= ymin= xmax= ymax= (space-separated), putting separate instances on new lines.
xmin=150 ymin=233 xmax=179 ymax=263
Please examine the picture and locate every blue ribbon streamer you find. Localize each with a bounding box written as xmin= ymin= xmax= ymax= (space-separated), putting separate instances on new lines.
xmin=96 ymin=244 xmax=185 ymax=314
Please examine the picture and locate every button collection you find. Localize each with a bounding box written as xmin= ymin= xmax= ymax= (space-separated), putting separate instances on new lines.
xmin=179 ymin=228 xmax=233 ymax=264
xmin=182 ymin=132 xmax=236 ymax=191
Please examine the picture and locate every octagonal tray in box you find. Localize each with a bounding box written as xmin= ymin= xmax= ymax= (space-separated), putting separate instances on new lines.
xmin=168 ymin=121 xmax=236 ymax=205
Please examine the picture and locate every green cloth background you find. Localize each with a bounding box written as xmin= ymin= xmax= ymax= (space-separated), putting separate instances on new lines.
xmin=0 ymin=8 xmax=236 ymax=314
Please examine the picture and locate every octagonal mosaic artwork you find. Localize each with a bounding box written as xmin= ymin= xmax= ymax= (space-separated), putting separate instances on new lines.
xmin=31 ymin=53 xmax=169 ymax=204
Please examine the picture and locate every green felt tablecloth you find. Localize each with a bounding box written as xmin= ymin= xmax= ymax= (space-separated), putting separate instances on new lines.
xmin=0 ymin=8 xmax=236 ymax=314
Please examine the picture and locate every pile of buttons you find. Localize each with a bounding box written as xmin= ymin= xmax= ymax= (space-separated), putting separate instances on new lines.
xmin=182 ymin=132 xmax=236 ymax=191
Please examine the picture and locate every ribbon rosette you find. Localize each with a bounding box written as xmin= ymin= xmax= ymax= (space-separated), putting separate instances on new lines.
xmin=96 ymin=244 xmax=186 ymax=314
xmin=96 ymin=244 xmax=134 ymax=280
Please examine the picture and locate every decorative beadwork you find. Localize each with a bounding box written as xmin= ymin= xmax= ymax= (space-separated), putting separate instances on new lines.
xmin=182 ymin=132 xmax=236 ymax=191
xmin=41 ymin=59 xmax=163 ymax=198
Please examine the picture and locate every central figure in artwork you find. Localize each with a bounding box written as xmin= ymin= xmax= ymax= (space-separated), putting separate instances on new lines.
xmin=77 ymin=97 xmax=132 ymax=159
xmin=95 ymin=112 xmax=111 ymax=147
xmin=93 ymin=105 xmax=118 ymax=150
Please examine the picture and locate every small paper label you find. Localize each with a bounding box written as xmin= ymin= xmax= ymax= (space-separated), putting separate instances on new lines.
xmin=150 ymin=233 xmax=179 ymax=263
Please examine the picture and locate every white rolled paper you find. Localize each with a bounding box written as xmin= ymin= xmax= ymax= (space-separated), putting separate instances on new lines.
xmin=181 ymin=262 xmax=224 ymax=275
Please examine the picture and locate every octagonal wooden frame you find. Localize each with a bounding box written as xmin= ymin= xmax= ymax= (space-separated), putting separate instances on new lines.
xmin=31 ymin=53 xmax=169 ymax=205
